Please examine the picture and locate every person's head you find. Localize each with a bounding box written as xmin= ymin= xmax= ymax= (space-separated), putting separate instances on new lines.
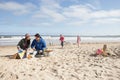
xmin=25 ymin=33 xmax=30 ymax=40
xmin=77 ymin=35 xmax=80 ymax=37
xmin=103 ymin=44 xmax=107 ymax=51
xmin=60 ymin=34 xmax=63 ymax=37
xmin=35 ymin=33 xmax=40 ymax=41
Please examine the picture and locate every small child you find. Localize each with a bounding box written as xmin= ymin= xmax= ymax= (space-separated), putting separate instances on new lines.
xmin=59 ymin=34 xmax=64 ymax=48
xmin=96 ymin=44 xmax=110 ymax=56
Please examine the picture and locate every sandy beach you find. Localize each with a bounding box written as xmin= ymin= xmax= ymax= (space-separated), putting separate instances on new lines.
xmin=0 ymin=42 xmax=120 ymax=80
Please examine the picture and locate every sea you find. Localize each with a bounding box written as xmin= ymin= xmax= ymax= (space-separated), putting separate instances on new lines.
xmin=0 ymin=35 xmax=120 ymax=46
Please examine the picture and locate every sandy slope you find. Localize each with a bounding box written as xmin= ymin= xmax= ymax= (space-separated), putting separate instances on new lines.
xmin=0 ymin=43 xmax=120 ymax=80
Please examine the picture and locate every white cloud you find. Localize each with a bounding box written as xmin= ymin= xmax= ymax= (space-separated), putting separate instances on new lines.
xmin=41 ymin=7 xmax=66 ymax=22
xmin=40 ymin=0 xmax=62 ymax=10
xmin=63 ymin=5 xmax=120 ymax=19
xmin=67 ymin=20 xmax=87 ymax=26
xmin=93 ymin=18 xmax=120 ymax=24
xmin=32 ymin=1 xmax=120 ymax=26
xmin=63 ymin=5 xmax=92 ymax=20
xmin=86 ymin=0 xmax=101 ymax=9
xmin=0 ymin=2 xmax=36 ymax=15
xmin=31 ymin=22 xmax=52 ymax=26
xmin=62 ymin=4 xmax=120 ymax=26
xmin=2 ymin=0 xmax=120 ymax=27
xmin=32 ymin=0 xmax=66 ymax=22
xmin=32 ymin=7 xmax=66 ymax=22
xmin=32 ymin=12 xmax=48 ymax=18
xmin=22 ymin=21 xmax=53 ymax=27
xmin=91 ymin=10 xmax=120 ymax=18
xmin=59 ymin=0 xmax=80 ymax=4
xmin=85 ymin=4 xmax=97 ymax=10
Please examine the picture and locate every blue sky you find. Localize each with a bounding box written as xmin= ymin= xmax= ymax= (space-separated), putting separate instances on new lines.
xmin=0 ymin=0 xmax=120 ymax=35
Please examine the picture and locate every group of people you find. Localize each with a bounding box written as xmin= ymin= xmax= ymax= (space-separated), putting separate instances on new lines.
xmin=14 ymin=33 xmax=108 ymax=59
xmin=59 ymin=35 xmax=110 ymax=57
xmin=15 ymin=33 xmax=46 ymax=59
xmin=59 ymin=35 xmax=81 ymax=48
xmin=15 ymin=34 xmax=81 ymax=58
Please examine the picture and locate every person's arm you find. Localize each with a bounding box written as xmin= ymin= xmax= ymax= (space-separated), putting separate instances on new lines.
xmin=31 ymin=40 xmax=36 ymax=51
xmin=28 ymin=40 xmax=31 ymax=48
xmin=63 ymin=37 xmax=64 ymax=41
xmin=42 ymin=39 xmax=46 ymax=50
xmin=27 ymin=40 xmax=31 ymax=51
xmin=59 ymin=37 xmax=61 ymax=41
xmin=17 ymin=39 xmax=22 ymax=50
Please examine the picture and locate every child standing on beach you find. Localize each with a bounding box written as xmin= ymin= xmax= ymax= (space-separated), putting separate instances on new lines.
xmin=77 ymin=35 xmax=81 ymax=47
xmin=59 ymin=34 xmax=64 ymax=48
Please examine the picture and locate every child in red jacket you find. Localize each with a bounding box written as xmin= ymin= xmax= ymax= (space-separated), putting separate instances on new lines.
xmin=59 ymin=34 xmax=64 ymax=48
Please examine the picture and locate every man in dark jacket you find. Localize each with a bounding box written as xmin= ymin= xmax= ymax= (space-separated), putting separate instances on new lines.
xmin=31 ymin=33 xmax=46 ymax=57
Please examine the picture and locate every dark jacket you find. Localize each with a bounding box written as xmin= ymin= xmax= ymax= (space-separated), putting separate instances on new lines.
xmin=17 ymin=38 xmax=30 ymax=50
xmin=31 ymin=38 xmax=46 ymax=51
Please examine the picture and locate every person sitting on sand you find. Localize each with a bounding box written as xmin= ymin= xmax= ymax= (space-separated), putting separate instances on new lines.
xmin=96 ymin=44 xmax=110 ymax=56
xmin=12 ymin=33 xmax=31 ymax=59
xmin=17 ymin=33 xmax=31 ymax=51
xmin=59 ymin=34 xmax=64 ymax=48
xmin=31 ymin=33 xmax=46 ymax=57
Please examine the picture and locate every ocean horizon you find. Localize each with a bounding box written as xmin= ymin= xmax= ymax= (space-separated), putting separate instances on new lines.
xmin=0 ymin=34 xmax=120 ymax=37
xmin=0 ymin=35 xmax=120 ymax=46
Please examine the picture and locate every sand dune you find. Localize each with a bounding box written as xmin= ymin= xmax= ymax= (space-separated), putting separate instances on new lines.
xmin=0 ymin=43 xmax=120 ymax=80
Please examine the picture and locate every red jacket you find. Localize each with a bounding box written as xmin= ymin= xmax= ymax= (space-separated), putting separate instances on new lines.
xmin=60 ymin=36 xmax=64 ymax=42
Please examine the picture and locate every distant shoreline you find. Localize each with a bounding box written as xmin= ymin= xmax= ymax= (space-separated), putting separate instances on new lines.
xmin=0 ymin=41 xmax=120 ymax=47
xmin=0 ymin=35 xmax=120 ymax=46
xmin=0 ymin=35 xmax=120 ymax=38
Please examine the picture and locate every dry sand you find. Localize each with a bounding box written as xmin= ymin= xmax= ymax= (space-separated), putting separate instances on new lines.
xmin=0 ymin=42 xmax=120 ymax=80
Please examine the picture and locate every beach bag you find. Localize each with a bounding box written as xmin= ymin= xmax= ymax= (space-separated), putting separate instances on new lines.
xmin=12 ymin=51 xmax=26 ymax=59
xmin=18 ymin=51 xmax=26 ymax=59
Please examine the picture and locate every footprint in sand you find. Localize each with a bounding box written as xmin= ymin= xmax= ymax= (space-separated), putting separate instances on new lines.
xmin=23 ymin=74 xmax=26 ymax=76
xmin=51 ymin=68 xmax=58 ymax=74
xmin=28 ymin=74 xmax=32 ymax=76
xmin=0 ymin=72 xmax=19 ymax=80
xmin=0 ymin=72 xmax=4 ymax=78
xmin=32 ymin=68 xmax=35 ymax=71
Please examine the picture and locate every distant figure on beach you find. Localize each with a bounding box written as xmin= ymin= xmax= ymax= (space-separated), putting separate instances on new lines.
xmin=59 ymin=34 xmax=64 ymax=48
xmin=48 ymin=36 xmax=52 ymax=46
xmin=12 ymin=33 xmax=31 ymax=59
xmin=95 ymin=44 xmax=110 ymax=57
xmin=77 ymin=35 xmax=81 ymax=47
xmin=31 ymin=33 xmax=46 ymax=57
